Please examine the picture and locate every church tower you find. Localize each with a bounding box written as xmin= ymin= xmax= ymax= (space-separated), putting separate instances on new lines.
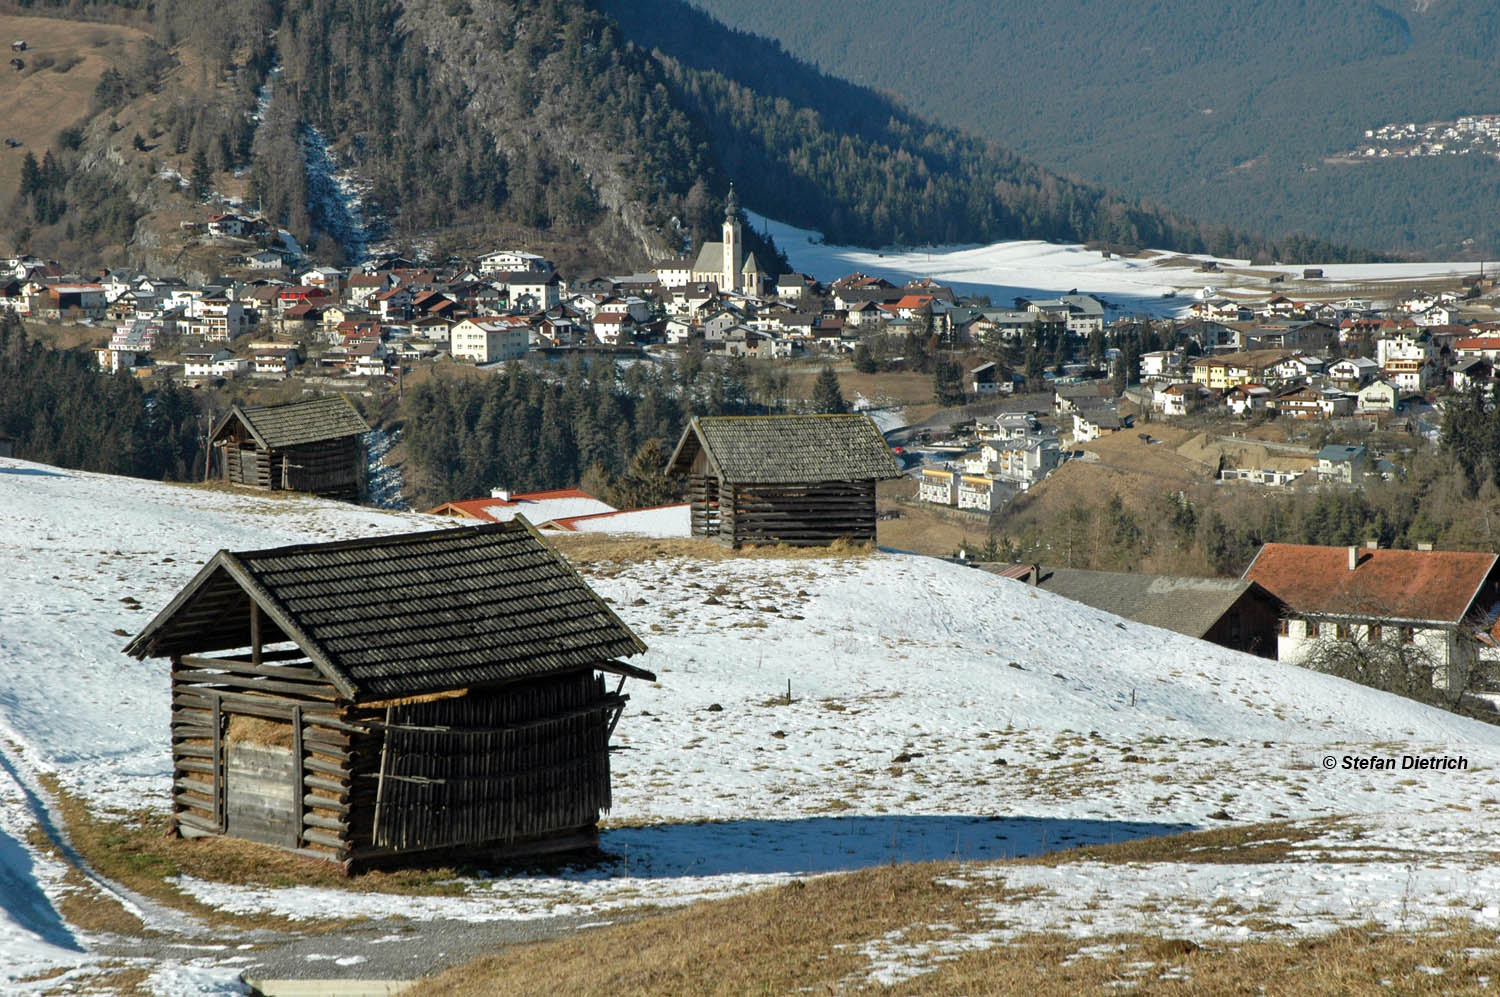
xmin=722 ymin=185 xmax=743 ymax=294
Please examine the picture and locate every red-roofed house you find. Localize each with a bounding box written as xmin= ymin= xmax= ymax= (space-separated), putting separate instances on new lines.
xmin=425 ymin=488 xmax=616 ymax=525
xmin=1456 ymin=337 xmax=1500 ymax=363
xmin=1243 ymin=542 xmax=1500 ymax=688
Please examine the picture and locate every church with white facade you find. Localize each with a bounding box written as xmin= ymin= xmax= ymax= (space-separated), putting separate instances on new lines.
xmin=688 ymin=187 xmax=764 ymax=296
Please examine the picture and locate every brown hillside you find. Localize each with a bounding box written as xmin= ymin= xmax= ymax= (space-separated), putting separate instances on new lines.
xmin=0 ymin=14 xmax=151 ymax=221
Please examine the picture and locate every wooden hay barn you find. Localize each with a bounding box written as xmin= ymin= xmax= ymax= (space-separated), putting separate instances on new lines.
xmin=666 ymin=414 xmax=901 ymax=546
xmin=211 ymin=395 xmax=370 ymax=500
xmin=123 ymin=520 xmax=653 ymax=872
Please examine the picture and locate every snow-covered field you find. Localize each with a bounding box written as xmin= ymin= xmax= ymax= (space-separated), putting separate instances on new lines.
xmin=4 ymin=456 xmax=1500 ymax=990
xmin=750 ymin=211 xmax=1488 ymax=316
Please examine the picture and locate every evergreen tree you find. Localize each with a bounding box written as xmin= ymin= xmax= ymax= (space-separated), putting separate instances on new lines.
xmin=190 ymin=147 xmax=214 ymax=202
xmin=810 ymin=365 xmax=847 ymax=414
xmin=610 ymin=438 xmax=682 ymax=508
xmin=852 ymin=342 xmax=877 ymax=373
xmin=933 ymin=356 xmax=966 ymax=406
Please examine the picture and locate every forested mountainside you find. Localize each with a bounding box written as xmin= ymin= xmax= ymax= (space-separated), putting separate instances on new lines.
xmin=4 ymin=0 xmax=1378 ymax=270
xmin=682 ymin=0 xmax=1500 ymax=260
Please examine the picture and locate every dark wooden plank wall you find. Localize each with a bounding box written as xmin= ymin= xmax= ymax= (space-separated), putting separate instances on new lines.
xmin=281 ymin=438 xmax=364 ymax=499
xmin=223 ymin=446 xmax=271 ymax=489
xmin=171 ymin=653 xmax=354 ymax=861
xmin=688 ymin=474 xmax=721 ymax=539
xmin=724 ymin=479 xmax=877 ymax=546
xmin=355 ymin=672 xmax=619 ymax=858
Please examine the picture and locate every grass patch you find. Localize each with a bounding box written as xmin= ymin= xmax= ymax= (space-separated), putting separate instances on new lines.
xmin=548 ymin=534 xmax=874 ymax=570
xmin=38 ymin=775 xmax=508 ymax=933
xmin=404 ymin=837 xmax=1500 ymax=997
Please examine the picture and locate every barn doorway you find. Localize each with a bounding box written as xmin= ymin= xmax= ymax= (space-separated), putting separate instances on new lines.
xmin=223 ymin=714 xmax=298 ymax=847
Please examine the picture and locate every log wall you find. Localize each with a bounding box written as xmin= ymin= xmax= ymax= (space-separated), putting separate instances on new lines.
xmin=688 ymin=473 xmax=721 ymax=538
xmin=723 ymin=478 xmax=877 ymax=546
xmin=172 ymin=654 xmax=624 ymax=869
xmin=281 ymin=437 xmax=364 ymax=499
xmin=170 ymin=652 xmax=355 ymax=862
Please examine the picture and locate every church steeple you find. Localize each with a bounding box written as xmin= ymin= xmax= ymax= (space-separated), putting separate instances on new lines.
xmin=722 ymin=183 xmax=743 ymax=293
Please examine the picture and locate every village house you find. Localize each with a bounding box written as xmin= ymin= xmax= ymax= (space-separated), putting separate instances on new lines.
xmin=995 ymin=566 xmax=1285 ymax=658
xmin=1357 ymin=379 xmax=1401 ymax=413
xmin=1224 ymin=383 xmax=1272 ymax=417
xmin=1452 ymin=357 xmax=1495 ymax=391
xmin=426 ymin=488 xmax=616 ymax=524
xmin=449 ymin=317 xmax=530 ymax=363
xmin=1316 ymin=444 xmax=1369 ymax=484
xmin=1156 ymin=381 xmax=1213 ymax=416
xmin=918 ymin=467 xmax=959 ymax=506
xmin=1072 ymin=404 xmax=1128 ymax=442
xmin=1377 ymin=332 xmax=1437 ymax=392
xmin=1244 ymin=543 xmax=1500 ymax=690
xmin=1189 ymin=350 xmax=1293 ymax=390
xmin=957 ymin=474 xmax=1003 ymax=513
xmin=1326 ymin=356 xmax=1381 ymax=388
xmin=1139 ymin=350 xmax=1183 ymax=380
xmin=973 ymin=436 xmax=1060 ymax=491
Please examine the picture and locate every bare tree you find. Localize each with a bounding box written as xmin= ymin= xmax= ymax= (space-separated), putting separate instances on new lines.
xmin=1295 ymin=602 xmax=1493 ymax=715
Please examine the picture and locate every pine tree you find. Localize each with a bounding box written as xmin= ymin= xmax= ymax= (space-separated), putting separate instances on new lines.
xmin=190 ymin=148 xmax=214 ymax=202
xmin=933 ymin=356 xmax=966 ymax=406
xmin=811 ymin=365 xmax=847 ymax=414
xmin=852 ymin=342 xmax=876 ymax=373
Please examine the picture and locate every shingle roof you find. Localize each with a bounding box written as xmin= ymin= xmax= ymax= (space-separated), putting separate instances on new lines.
xmin=124 ymin=521 xmax=648 ymax=700
xmin=214 ymin=396 xmax=370 ymax=449
xmin=1243 ymin=543 xmax=1498 ymax=625
xmin=667 ymin=414 xmax=901 ymax=483
xmin=992 ymin=566 xmax=1282 ymax=639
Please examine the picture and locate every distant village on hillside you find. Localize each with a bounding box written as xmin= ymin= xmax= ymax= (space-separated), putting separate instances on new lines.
xmin=7 ymin=194 xmax=1500 ymax=519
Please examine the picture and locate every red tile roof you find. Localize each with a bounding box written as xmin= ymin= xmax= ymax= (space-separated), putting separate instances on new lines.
xmin=423 ymin=489 xmax=609 ymax=522
xmin=1243 ymin=543 xmax=1498 ymax=625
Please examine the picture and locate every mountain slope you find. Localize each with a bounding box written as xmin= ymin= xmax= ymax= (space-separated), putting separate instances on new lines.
xmin=6 ymin=0 xmax=1379 ymax=271
xmin=682 ymin=0 xmax=1500 ymax=258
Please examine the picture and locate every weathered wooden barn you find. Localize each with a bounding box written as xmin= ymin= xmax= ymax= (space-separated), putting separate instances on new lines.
xmin=211 ymin=396 xmax=369 ymax=500
xmin=124 ymin=520 xmax=653 ymax=871
xmin=666 ymin=414 xmax=901 ymax=546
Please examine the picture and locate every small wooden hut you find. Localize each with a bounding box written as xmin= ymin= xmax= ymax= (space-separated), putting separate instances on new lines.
xmin=124 ymin=520 xmax=653 ymax=871
xmin=666 ymin=414 xmax=901 ymax=546
xmin=211 ymin=395 xmax=370 ymax=500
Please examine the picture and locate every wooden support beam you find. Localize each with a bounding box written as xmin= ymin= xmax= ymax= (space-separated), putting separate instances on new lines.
xmin=249 ymin=600 xmax=262 ymax=667
xmin=291 ymin=705 xmax=304 ymax=849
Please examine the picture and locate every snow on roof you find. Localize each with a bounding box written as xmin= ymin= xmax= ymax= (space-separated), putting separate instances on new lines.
xmin=542 ymin=503 xmax=691 ymax=538
xmin=426 ymin=489 xmax=616 ymax=524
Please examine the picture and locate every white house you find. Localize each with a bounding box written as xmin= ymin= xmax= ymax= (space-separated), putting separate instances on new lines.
xmin=918 ymin=468 xmax=959 ymax=506
xmin=1356 ymin=379 xmax=1400 ymax=413
xmin=449 ymin=318 xmax=530 ymax=363
xmin=1327 ymin=356 xmax=1380 ymax=386
xmin=1244 ymin=543 xmax=1500 ymax=690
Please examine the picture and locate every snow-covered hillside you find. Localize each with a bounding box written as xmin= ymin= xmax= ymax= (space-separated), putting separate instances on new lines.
xmin=750 ymin=211 xmax=1487 ymax=316
xmin=4 ymin=455 xmax=1500 ymax=990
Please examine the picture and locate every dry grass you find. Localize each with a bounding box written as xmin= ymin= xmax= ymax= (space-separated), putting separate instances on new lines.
xmin=406 ymin=827 xmax=1500 ymax=997
xmin=546 ymin=533 xmax=876 ymax=570
xmin=0 ymin=14 xmax=150 ymax=233
xmin=406 ymin=820 xmax=1497 ymax=996
xmin=38 ymin=774 xmax=496 ymax=935
xmin=781 ymin=365 xmax=938 ymax=409
xmin=225 ymin=713 xmax=293 ymax=748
